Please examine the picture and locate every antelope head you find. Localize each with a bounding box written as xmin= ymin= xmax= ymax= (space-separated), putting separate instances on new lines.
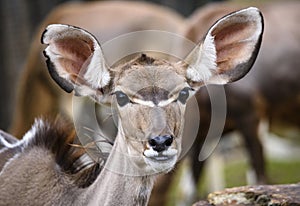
xmin=42 ymin=7 xmax=263 ymax=175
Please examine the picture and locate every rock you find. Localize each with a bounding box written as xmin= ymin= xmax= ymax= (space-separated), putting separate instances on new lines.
xmin=193 ymin=200 xmax=213 ymax=206
xmin=194 ymin=184 xmax=300 ymax=206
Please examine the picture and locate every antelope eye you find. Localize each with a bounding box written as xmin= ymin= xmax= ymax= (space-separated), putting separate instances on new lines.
xmin=178 ymin=87 xmax=190 ymax=104
xmin=115 ymin=91 xmax=130 ymax=106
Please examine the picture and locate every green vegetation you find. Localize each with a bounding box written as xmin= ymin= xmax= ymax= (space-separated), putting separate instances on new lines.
xmin=198 ymin=158 xmax=300 ymax=198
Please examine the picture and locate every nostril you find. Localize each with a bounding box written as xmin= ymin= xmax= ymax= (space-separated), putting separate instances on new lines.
xmin=148 ymin=135 xmax=174 ymax=152
xmin=148 ymin=138 xmax=157 ymax=147
xmin=164 ymin=135 xmax=173 ymax=147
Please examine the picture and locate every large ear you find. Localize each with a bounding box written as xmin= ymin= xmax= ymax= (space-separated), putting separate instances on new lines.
xmin=42 ymin=24 xmax=111 ymax=97
xmin=185 ymin=7 xmax=263 ymax=87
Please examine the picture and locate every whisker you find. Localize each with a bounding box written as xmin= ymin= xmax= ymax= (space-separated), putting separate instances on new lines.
xmin=69 ymin=125 xmax=114 ymax=158
xmin=102 ymin=113 xmax=114 ymax=123
xmin=82 ymin=126 xmax=114 ymax=145
xmin=82 ymin=126 xmax=96 ymax=132
xmin=69 ymin=139 xmax=111 ymax=150
xmin=70 ymin=132 xmax=111 ymax=163
xmin=82 ymin=133 xmax=113 ymax=152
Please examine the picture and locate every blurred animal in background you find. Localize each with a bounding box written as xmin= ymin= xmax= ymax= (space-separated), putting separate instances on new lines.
xmin=1 ymin=7 xmax=263 ymax=205
xmin=182 ymin=0 xmax=300 ymax=192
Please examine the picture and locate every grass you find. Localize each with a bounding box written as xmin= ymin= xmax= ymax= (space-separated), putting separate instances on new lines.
xmin=224 ymin=159 xmax=300 ymax=187
xmin=197 ymin=158 xmax=300 ymax=198
xmin=266 ymin=160 xmax=300 ymax=184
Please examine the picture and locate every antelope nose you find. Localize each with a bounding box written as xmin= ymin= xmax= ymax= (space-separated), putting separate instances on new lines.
xmin=148 ymin=135 xmax=173 ymax=152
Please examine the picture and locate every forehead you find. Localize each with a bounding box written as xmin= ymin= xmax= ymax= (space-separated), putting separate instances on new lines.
xmin=114 ymin=54 xmax=186 ymax=94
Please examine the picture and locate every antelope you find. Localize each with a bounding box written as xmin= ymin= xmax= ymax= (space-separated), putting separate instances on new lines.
xmin=0 ymin=8 xmax=263 ymax=206
xmin=182 ymin=0 xmax=300 ymax=186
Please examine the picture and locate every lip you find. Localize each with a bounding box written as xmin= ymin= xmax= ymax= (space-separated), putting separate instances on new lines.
xmin=143 ymin=149 xmax=178 ymax=172
xmin=143 ymin=148 xmax=178 ymax=162
xmin=148 ymin=155 xmax=176 ymax=162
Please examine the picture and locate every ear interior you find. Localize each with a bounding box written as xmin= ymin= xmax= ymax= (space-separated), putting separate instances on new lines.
xmin=48 ymin=36 xmax=94 ymax=81
xmin=211 ymin=8 xmax=263 ymax=82
xmin=42 ymin=24 xmax=110 ymax=95
xmin=185 ymin=7 xmax=263 ymax=86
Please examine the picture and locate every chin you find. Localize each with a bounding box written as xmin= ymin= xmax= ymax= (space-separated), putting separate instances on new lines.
xmin=144 ymin=154 xmax=178 ymax=174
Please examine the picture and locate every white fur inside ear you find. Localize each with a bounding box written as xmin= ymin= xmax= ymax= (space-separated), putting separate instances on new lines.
xmin=84 ymin=46 xmax=111 ymax=89
xmin=186 ymin=33 xmax=217 ymax=82
xmin=206 ymin=75 xmax=229 ymax=85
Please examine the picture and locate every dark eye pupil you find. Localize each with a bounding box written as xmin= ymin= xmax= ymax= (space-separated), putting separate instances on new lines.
xmin=115 ymin=91 xmax=130 ymax=106
xmin=178 ymin=88 xmax=190 ymax=104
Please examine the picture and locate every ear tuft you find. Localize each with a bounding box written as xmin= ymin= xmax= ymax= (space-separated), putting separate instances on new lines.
xmin=186 ymin=31 xmax=217 ymax=82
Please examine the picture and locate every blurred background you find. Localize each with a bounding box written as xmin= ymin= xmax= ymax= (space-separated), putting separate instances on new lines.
xmin=1 ymin=0 xmax=299 ymax=205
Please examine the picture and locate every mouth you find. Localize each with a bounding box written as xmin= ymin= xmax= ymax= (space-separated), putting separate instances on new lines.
xmin=149 ymin=155 xmax=174 ymax=161
xmin=144 ymin=148 xmax=177 ymax=159
xmin=143 ymin=148 xmax=178 ymax=170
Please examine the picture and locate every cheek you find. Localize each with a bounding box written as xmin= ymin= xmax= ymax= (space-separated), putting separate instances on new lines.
xmin=118 ymin=106 xmax=149 ymax=138
xmin=166 ymin=104 xmax=186 ymax=136
xmin=126 ymin=136 xmax=145 ymax=154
